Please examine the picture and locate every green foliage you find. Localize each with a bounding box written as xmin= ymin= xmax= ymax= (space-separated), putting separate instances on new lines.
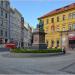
xmin=11 ymin=48 xmax=62 ymax=53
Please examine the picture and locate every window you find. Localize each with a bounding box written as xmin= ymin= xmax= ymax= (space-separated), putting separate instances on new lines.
xmin=63 ymin=15 xmax=66 ymax=20
xmin=57 ymin=16 xmax=59 ymax=22
xmin=72 ymin=12 xmax=75 ymax=18
xmin=0 ymin=30 xmax=3 ymax=36
xmin=1 ymin=9 xmax=3 ymax=16
xmin=51 ymin=40 xmax=54 ymax=47
xmin=1 ymin=1 xmax=3 ymax=7
xmin=68 ymin=13 xmax=72 ymax=19
xmin=69 ymin=24 xmax=73 ymax=30
xmin=56 ymin=28 xmax=60 ymax=31
xmin=73 ymin=23 xmax=75 ymax=30
xmin=5 ymin=31 xmax=7 ymax=37
xmin=64 ymin=5 xmax=69 ymax=10
xmin=0 ymin=20 xmax=3 ymax=26
xmin=5 ymin=13 xmax=7 ymax=18
xmin=62 ymin=27 xmax=66 ymax=31
xmin=56 ymin=25 xmax=60 ymax=31
xmin=51 ymin=25 xmax=55 ymax=31
xmin=62 ymin=24 xmax=66 ymax=31
xmin=46 ymin=27 xmax=48 ymax=32
xmin=51 ymin=18 xmax=54 ymax=23
xmin=57 ymin=40 xmax=59 ymax=47
xmin=46 ymin=19 xmax=49 ymax=24
xmin=0 ymin=38 xmax=3 ymax=44
xmin=6 ymin=1 xmax=9 ymax=8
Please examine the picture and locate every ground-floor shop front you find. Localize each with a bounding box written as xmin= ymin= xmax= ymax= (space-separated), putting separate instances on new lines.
xmin=45 ymin=32 xmax=61 ymax=48
xmin=45 ymin=31 xmax=75 ymax=50
xmin=68 ymin=31 xmax=75 ymax=49
xmin=61 ymin=31 xmax=75 ymax=50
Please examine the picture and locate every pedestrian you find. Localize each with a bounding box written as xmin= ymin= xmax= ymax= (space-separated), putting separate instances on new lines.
xmin=62 ymin=46 xmax=66 ymax=54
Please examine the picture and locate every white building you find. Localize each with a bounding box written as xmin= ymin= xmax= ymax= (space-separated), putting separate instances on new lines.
xmin=0 ymin=0 xmax=32 ymax=48
xmin=24 ymin=22 xmax=32 ymax=48
xmin=23 ymin=26 xmax=29 ymax=47
xmin=0 ymin=0 xmax=10 ymax=44
xmin=10 ymin=8 xmax=22 ymax=48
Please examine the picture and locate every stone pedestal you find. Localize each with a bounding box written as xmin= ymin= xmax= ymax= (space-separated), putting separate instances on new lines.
xmin=32 ymin=28 xmax=47 ymax=50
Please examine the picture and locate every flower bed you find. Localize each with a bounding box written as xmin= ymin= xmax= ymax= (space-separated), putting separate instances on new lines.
xmin=11 ymin=48 xmax=62 ymax=53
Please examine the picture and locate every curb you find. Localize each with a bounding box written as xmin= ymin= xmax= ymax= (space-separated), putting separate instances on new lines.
xmin=9 ymin=52 xmax=64 ymax=57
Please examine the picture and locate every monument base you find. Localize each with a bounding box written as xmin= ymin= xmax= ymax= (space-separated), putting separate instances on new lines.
xmin=31 ymin=43 xmax=47 ymax=50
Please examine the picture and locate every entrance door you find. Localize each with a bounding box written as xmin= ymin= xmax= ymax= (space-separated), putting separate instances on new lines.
xmin=69 ymin=34 xmax=75 ymax=49
xmin=69 ymin=40 xmax=75 ymax=48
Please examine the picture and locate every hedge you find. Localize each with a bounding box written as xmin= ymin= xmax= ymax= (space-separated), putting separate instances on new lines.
xmin=11 ymin=48 xmax=62 ymax=53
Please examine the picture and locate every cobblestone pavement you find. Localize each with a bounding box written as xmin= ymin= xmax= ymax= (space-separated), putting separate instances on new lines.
xmin=0 ymin=49 xmax=75 ymax=74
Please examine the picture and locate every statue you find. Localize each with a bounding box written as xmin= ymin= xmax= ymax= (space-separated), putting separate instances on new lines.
xmin=32 ymin=21 xmax=47 ymax=50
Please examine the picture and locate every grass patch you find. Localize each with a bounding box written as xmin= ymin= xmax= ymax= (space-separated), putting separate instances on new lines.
xmin=11 ymin=48 xmax=62 ymax=53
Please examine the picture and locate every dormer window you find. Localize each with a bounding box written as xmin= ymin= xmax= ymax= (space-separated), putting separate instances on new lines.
xmin=64 ymin=5 xmax=69 ymax=10
xmin=56 ymin=8 xmax=61 ymax=11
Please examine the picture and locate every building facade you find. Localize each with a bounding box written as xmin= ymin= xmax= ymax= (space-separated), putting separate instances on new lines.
xmin=24 ymin=22 xmax=32 ymax=48
xmin=10 ymin=8 xmax=23 ymax=48
xmin=0 ymin=0 xmax=10 ymax=44
xmin=21 ymin=17 xmax=24 ymax=48
xmin=10 ymin=8 xmax=32 ymax=48
xmin=38 ymin=3 xmax=75 ymax=49
xmin=0 ymin=0 xmax=32 ymax=48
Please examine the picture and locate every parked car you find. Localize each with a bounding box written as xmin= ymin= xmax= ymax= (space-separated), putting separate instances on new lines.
xmin=5 ymin=43 xmax=16 ymax=49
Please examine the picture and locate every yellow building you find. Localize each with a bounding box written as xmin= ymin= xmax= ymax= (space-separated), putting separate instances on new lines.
xmin=38 ymin=3 xmax=75 ymax=49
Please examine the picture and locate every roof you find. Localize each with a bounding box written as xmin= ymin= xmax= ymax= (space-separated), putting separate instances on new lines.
xmin=14 ymin=8 xmax=22 ymax=17
xmin=38 ymin=3 xmax=75 ymax=19
xmin=10 ymin=8 xmax=15 ymax=13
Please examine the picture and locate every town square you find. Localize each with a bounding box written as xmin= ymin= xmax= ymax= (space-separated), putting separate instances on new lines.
xmin=0 ymin=0 xmax=75 ymax=74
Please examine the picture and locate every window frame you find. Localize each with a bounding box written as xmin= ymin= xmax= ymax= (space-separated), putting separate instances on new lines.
xmin=57 ymin=16 xmax=59 ymax=22
xmin=63 ymin=15 xmax=66 ymax=21
xmin=46 ymin=19 xmax=49 ymax=24
xmin=51 ymin=18 xmax=54 ymax=23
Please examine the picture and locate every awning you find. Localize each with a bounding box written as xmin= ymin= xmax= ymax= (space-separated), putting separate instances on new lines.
xmin=69 ymin=36 xmax=75 ymax=40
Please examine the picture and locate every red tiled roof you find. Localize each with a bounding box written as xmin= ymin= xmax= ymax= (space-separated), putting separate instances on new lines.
xmin=38 ymin=3 xmax=75 ymax=19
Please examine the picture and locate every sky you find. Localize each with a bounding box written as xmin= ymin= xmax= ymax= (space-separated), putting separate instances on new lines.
xmin=10 ymin=0 xmax=75 ymax=28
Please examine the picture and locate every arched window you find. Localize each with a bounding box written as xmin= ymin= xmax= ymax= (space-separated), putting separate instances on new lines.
xmin=51 ymin=25 xmax=55 ymax=32
xmin=57 ymin=40 xmax=59 ymax=47
xmin=51 ymin=40 xmax=54 ymax=47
